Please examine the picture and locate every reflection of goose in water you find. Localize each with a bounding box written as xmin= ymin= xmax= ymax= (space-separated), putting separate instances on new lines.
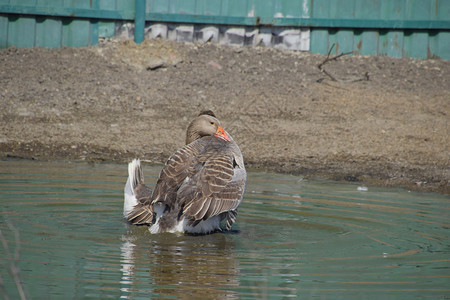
xmin=119 ymin=230 xmax=240 ymax=299
xmin=124 ymin=111 xmax=247 ymax=234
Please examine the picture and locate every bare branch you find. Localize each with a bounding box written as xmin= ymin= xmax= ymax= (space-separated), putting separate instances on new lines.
xmin=0 ymin=244 xmax=11 ymax=300
xmin=317 ymin=44 xmax=369 ymax=83
xmin=0 ymin=220 xmax=27 ymax=300
xmin=326 ymin=43 xmax=335 ymax=60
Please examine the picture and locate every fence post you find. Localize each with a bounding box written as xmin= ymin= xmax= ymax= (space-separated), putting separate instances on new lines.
xmin=134 ymin=0 xmax=146 ymax=44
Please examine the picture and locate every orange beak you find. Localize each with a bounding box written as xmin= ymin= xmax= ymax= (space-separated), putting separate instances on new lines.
xmin=214 ymin=126 xmax=231 ymax=142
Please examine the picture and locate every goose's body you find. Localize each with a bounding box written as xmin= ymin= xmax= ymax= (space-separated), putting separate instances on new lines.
xmin=123 ymin=112 xmax=246 ymax=234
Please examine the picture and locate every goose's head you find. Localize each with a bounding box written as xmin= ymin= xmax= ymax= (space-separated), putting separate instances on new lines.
xmin=185 ymin=113 xmax=230 ymax=144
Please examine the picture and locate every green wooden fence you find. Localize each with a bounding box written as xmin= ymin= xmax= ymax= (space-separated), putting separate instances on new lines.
xmin=0 ymin=0 xmax=449 ymax=59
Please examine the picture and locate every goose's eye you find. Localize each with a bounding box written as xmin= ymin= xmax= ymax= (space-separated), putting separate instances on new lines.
xmin=210 ymin=121 xmax=215 ymax=125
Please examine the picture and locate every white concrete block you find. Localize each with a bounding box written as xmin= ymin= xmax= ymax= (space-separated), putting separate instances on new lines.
xmin=222 ymin=28 xmax=245 ymax=46
xmin=148 ymin=23 xmax=168 ymax=39
xmin=176 ymin=25 xmax=194 ymax=42
xmin=196 ymin=26 xmax=219 ymax=43
xmin=300 ymin=29 xmax=310 ymax=51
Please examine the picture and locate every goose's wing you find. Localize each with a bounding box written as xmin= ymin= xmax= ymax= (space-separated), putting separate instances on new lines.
xmin=177 ymin=140 xmax=246 ymax=225
xmin=125 ymin=187 xmax=154 ymax=225
xmin=150 ymin=141 xmax=200 ymax=207
xmin=127 ymin=141 xmax=202 ymax=225
xmin=124 ymin=159 xmax=154 ymax=226
xmin=129 ymin=137 xmax=246 ymax=227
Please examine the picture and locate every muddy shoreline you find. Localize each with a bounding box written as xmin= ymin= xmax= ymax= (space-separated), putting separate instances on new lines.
xmin=1 ymin=39 xmax=449 ymax=193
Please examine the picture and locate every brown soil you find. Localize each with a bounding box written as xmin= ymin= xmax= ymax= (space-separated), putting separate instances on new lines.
xmin=0 ymin=38 xmax=449 ymax=193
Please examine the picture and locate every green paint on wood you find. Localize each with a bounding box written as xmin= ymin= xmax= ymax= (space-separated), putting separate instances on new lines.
xmin=202 ymin=0 xmax=222 ymax=16
xmin=429 ymin=31 xmax=450 ymax=60
xmin=90 ymin=19 xmax=99 ymax=46
xmin=35 ymin=17 xmax=62 ymax=48
xmin=0 ymin=15 xmax=8 ymax=48
xmin=0 ymin=0 xmax=448 ymax=60
xmin=147 ymin=0 xmax=168 ymax=13
xmin=62 ymin=19 xmax=90 ymax=47
xmin=98 ymin=21 xmax=115 ymax=38
xmin=356 ymin=30 xmax=379 ymax=56
xmin=8 ymin=15 xmax=36 ymax=48
xmin=134 ymin=0 xmax=145 ymax=44
xmin=310 ymin=28 xmax=329 ymax=54
xmin=404 ymin=30 xmax=429 ymax=59
xmin=334 ymin=29 xmax=354 ymax=54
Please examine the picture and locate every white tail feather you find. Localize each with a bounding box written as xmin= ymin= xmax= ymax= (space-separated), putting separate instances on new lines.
xmin=123 ymin=159 xmax=142 ymax=218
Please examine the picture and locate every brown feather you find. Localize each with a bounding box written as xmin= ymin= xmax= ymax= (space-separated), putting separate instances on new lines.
xmin=126 ymin=204 xmax=154 ymax=225
xmin=125 ymin=112 xmax=246 ymax=233
xmin=174 ymin=137 xmax=243 ymax=223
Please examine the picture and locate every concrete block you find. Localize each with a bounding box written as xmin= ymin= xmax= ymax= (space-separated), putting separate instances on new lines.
xmin=195 ymin=26 xmax=219 ymax=44
xmin=222 ymin=28 xmax=245 ymax=46
xmin=175 ymin=25 xmax=194 ymax=42
xmin=148 ymin=23 xmax=168 ymax=39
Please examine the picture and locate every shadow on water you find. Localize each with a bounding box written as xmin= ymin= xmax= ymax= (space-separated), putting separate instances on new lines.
xmin=0 ymin=159 xmax=449 ymax=299
xmin=120 ymin=227 xmax=240 ymax=299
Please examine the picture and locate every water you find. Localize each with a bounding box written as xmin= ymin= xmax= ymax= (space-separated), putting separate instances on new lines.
xmin=0 ymin=159 xmax=449 ymax=299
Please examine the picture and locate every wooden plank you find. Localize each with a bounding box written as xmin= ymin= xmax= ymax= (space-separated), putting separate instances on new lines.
xmin=248 ymin=0 xmax=273 ymax=22
xmin=0 ymin=0 xmax=448 ymax=61
xmin=99 ymin=0 xmax=115 ymax=10
xmin=381 ymin=0 xmax=405 ymax=20
xmin=135 ymin=0 xmax=145 ymax=43
xmin=429 ymin=31 xmax=450 ymax=60
xmin=36 ymin=0 xmax=64 ymax=8
xmin=10 ymin=0 xmax=35 ymax=5
xmin=1 ymin=4 xmax=449 ymax=28
xmin=436 ymin=0 xmax=450 ymax=20
xmin=406 ymin=0 xmax=431 ymax=20
xmin=221 ymin=0 xmax=248 ymax=17
xmin=334 ymin=29 xmax=354 ymax=54
xmin=271 ymin=18 xmax=450 ymax=29
xmin=385 ymin=30 xmax=404 ymax=58
xmin=118 ymin=0 xmax=134 ymax=15
xmin=0 ymin=15 xmax=8 ymax=48
xmin=309 ymin=28 xmax=329 ymax=55
xmin=276 ymin=0 xmax=310 ymax=18
xmin=0 ymin=5 xmax=134 ymax=20
xmin=326 ymin=28 xmax=339 ymax=54
xmin=147 ymin=0 xmax=168 ymax=13
xmin=62 ymin=19 xmax=90 ymax=47
xmin=145 ymin=12 xmax=258 ymax=26
xmin=65 ymin=0 xmax=91 ymax=9
xmin=356 ymin=30 xmax=379 ymax=56
xmin=271 ymin=0 xmax=310 ymax=21
xmin=378 ymin=29 xmax=389 ymax=56
xmin=334 ymin=0 xmax=355 ymax=19
xmin=354 ymin=0 xmax=380 ymax=19
xmin=90 ymin=19 xmax=98 ymax=46
xmin=311 ymin=0 xmax=330 ymax=18
xmin=98 ymin=21 xmax=115 ymax=38
xmin=98 ymin=0 xmax=116 ymax=38
xmin=7 ymin=15 xmax=36 ymax=48
xmin=35 ymin=17 xmax=62 ymax=48
xmin=169 ymin=0 xmax=196 ymax=15
xmin=202 ymin=0 xmax=222 ymax=16
xmin=404 ymin=30 xmax=428 ymax=59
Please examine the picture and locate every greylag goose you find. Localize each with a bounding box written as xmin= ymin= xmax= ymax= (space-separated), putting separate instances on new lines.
xmin=123 ymin=111 xmax=246 ymax=234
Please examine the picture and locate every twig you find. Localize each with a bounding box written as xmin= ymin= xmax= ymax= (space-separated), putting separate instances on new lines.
xmin=0 ymin=267 xmax=10 ymax=300
xmin=0 ymin=220 xmax=27 ymax=300
xmin=317 ymin=44 xmax=369 ymax=83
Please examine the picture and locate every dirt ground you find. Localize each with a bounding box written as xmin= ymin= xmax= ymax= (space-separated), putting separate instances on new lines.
xmin=0 ymin=38 xmax=449 ymax=194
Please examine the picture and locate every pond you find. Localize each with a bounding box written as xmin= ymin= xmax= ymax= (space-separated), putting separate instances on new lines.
xmin=0 ymin=159 xmax=449 ymax=299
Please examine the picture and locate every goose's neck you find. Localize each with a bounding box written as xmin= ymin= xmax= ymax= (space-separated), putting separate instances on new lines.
xmin=185 ymin=131 xmax=201 ymax=145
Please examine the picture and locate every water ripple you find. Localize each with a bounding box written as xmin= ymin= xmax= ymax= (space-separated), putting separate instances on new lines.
xmin=0 ymin=160 xmax=449 ymax=299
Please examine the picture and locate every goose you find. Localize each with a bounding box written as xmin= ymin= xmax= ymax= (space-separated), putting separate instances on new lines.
xmin=123 ymin=111 xmax=247 ymax=234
